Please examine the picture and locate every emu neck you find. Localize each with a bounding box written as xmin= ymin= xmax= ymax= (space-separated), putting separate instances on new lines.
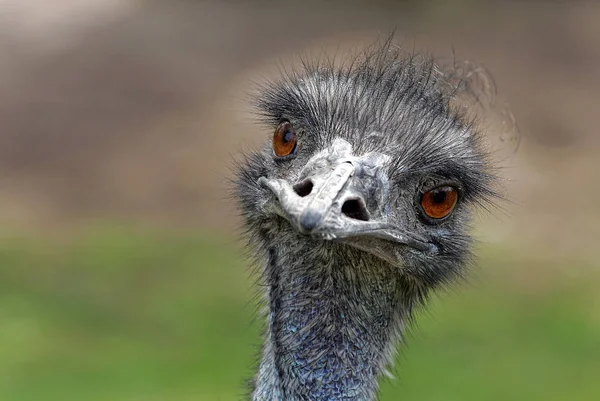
xmin=253 ymin=240 xmax=408 ymax=401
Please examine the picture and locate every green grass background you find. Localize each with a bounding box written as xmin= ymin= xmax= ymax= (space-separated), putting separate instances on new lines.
xmin=0 ymin=226 xmax=598 ymax=400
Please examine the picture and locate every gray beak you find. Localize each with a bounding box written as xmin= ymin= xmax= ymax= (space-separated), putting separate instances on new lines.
xmin=259 ymin=160 xmax=361 ymax=234
xmin=258 ymin=138 xmax=387 ymax=237
xmin=258 ymin=138 xmax=435 ymax=255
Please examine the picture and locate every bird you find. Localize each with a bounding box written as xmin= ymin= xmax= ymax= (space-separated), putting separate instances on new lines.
xmin=234 ymin=38 xmax=499 ymax=401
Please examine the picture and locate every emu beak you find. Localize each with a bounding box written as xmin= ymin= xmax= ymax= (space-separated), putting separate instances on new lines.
xmin=258 ymin=138 xmax=435 ymax=254
xmin=259 ymin=160 xmax=357 ymax=233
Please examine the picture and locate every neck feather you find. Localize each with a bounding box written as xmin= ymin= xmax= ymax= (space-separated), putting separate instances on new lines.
xmin=252 ymin=237 xmax=416 ymax=401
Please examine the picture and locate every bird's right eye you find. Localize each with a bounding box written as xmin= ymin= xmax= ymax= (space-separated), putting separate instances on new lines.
xmin=273 ymin=121 xmax=297 ymax=158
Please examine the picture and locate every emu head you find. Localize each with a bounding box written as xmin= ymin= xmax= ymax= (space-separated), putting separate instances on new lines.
xmin=236 ymin=45 xmax=497 ymax=290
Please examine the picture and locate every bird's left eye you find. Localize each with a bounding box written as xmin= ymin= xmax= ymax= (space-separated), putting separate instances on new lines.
xmin=420 ymin=186 xmax=458 ymax=220
xmin=273 ymin=121 xmax=297 ymax=157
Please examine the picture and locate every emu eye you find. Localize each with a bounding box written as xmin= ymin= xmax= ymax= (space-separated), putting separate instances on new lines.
xmin=273 ymin=121 xmax=297 ymax=157
xmin=421 ymin=186 xmax=458 ymax=220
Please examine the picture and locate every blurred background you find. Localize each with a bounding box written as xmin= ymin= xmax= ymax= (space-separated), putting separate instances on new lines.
xmin=0 ymin=0 xmax=599 ymax=400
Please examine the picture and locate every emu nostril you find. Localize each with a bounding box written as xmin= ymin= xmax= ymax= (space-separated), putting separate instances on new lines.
xmin=293 ymin=180 xmax=314 ymax=197
xmin=341 ymin=198 xmax=370 ymax=221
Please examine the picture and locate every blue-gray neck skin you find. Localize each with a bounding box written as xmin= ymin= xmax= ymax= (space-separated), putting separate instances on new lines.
xmin=252 ymin=235 xmax=416 ymax=401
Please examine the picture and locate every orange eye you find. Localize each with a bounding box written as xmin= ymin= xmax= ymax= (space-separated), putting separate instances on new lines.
xmin=273 ymin=121 xmax=297 ymax=157
xmin=421 ymin=186 xmax=458 ymax=220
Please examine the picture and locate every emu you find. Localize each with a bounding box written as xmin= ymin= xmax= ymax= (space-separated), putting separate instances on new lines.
xmin=235 ymin=40 xmax=499 ymax=401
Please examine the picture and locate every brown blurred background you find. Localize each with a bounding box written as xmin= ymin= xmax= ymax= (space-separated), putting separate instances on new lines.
xmin=0 ymin=1 xmax=599 ymax=400
xmin=1 ymin=0 xmax=598 ymax=243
